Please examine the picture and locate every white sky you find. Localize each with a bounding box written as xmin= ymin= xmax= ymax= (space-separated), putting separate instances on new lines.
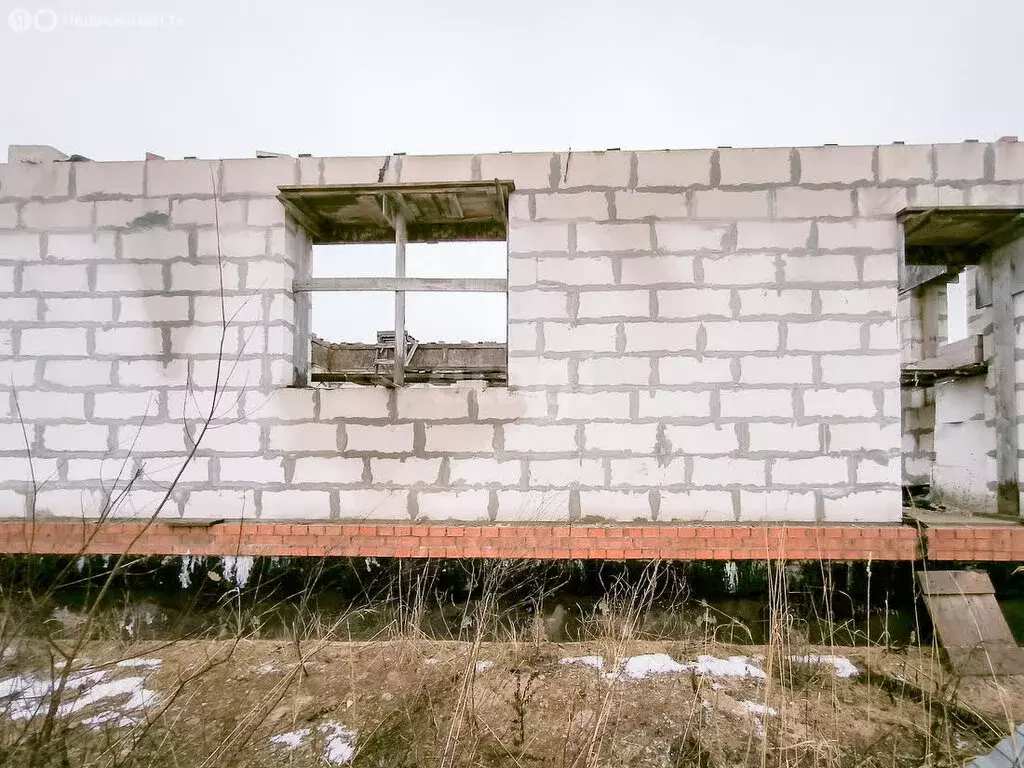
xmin=3 ymin=0 xmax=1019 ymax=341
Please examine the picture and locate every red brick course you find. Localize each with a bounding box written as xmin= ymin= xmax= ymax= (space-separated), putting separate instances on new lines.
xmin=0 ymin=521 xmax=925 ymax=561
xmin=924 ymin=526 xmax=1024 ymax=561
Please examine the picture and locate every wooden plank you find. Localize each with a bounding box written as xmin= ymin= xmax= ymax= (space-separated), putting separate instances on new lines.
xmin=919 ymin=570 xmax=997 ymax=596
xmin=494 ymin=179 xmax=508 ymax=226
xmin=318 ymin=220 xmax=508 ymax=244
xmin=355 ymin=194 xmax=392 ymax=228
xmin=276 ymin=196 xmax=324 ymax=242
xmin=916 ymin=570 xmax=1023 ymax=676
xmin=991 ymin=241 xmax=1020 ymax=517
xmin=899 ymin=263 xmax=952 ymax=294
xmin=279 ymin=180 xmax=515 ymax=196
xmin=948 ymin=645 xmax=1024 ymax=677
xmin=903 ymin=335 xmax=985 ymax=373
xmin=293 ymin=277 xmax=508 ymax=293
xmin=902 ymin=208 xmax=937 ymax=238
xmin=927 ymin=597 xmax=990 ymax=647
xmin=438 ymin=193 xmax=464 ymax=220
xmin=393 ymin=212 xmax=406 ymax=387
xmin=969 ymin=211 xmax=1024 ymax=249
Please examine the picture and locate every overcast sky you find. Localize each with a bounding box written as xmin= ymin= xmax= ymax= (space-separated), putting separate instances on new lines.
xmin=2 ymin=0 xmax=1016 ymax=341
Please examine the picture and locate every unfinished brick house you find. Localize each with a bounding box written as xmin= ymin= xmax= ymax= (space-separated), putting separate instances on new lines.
xmin=1 ymin=141 xmax=1023 ymax=559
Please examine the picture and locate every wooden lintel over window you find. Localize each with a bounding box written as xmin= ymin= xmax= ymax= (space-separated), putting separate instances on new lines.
xmin=277 ymin=180 xmax=516 ymax=244
xmin=898 ymin=206 xmax=1024 ymax=267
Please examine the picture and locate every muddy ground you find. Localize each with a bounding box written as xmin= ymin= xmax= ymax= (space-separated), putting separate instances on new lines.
xmin=1 ymin=638 xmax=1021 ymax=767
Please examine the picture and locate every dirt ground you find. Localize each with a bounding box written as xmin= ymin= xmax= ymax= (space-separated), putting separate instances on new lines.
xmin=2 ymin=637 xmax=1022 ymax=768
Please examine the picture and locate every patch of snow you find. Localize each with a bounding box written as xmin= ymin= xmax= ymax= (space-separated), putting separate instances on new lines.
xmin=620 ymin=654 xmax=688 ymax=680
xmin=562 ymin=653 xmax=767 ymax=682
xmin=270 ymin=727 xmax=311 ymax=749
xmin=179 ymin=555 xmax=197 ymax=589
xmin=684 ymin=655 xmax=767 ymax=679
xmin=559 ymin=656 xmax=605 ymax=671
xmin=321 ymin=723 xmax=357 ymax=764
xmin=475 ymin=661 xmax=494 ymax=673
xmin=116 ymin=658 xmax=162 ymax=670
xmin=738 ymin=700 xmax=776 ymax=738
xmin=255 ymin=663 xmax=280 ymax=675
xmin=789 ymin=655 xmax=858 ymax=678
xmin=222 ymin=556 xmax=253 ymax=588
xmin=68 ymin=670 xmax=109 ymax=690
xmin=0 ymin=668 xmax=154 ymax=724
xmin=58 ymin=676 xmax=157 ymax=716
xmin=739 ymin=701 xmax=777 ymax=717
xmin=423 ymin=658 xmax=440 ymax=666
xmin=723 ymin=561 xmax=739 ymax=594
xmin=710 ymin=682 xmax=725 ymax=691
xmin=269 ymin=723 xmax=356 ymax=765
xmin=82 ymin=711 xmax=136 ymax=729
xmin=0 ymin=675 xmax=54 ymax=720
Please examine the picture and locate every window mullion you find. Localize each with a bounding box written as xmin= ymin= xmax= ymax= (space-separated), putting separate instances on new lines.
xmin=393 ymin=210 xmax=407 ymax=386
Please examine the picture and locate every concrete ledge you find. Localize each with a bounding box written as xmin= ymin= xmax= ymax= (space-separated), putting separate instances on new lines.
xmin=0 ymin=521 xmax=920 ymax=560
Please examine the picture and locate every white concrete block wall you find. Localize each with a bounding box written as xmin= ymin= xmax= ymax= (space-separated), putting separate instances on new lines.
xmin=899 ymin=287 xmax=937 ymax=488
xmin=2 ymin=142 xmax=1022 ymax=524
xmin=924 ymin=249 xmax=1024 ymax=512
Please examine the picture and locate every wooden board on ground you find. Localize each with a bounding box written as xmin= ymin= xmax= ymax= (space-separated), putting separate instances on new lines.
xmin=917 ymin=570 xmax=1024 ymax=676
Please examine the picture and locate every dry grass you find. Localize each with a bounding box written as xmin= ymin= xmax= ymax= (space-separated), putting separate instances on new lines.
xmin=0 ymin=556 xmax=1020 ymax=768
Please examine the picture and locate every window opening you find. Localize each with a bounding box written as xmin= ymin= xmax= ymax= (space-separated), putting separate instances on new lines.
xmin=945 ymin=271 xmax=968 ymax=344
xmin=282 ymin=181 xmax=514 ymax=386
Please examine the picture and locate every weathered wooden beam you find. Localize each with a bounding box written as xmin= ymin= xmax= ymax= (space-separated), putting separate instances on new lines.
xmin=394 ymin=212 xmax=407 ymax=387
xmin=902 ymin=334 xmax=985 ymax=373
xmin=494 ymin=179 xmax=508 ymax=226
xmin=279 ymin=180 xmax=515 ymax=197
xmin=317 ymin=221 xmax=508 ymax=244
xmin=904 ymin=245 xmax=984 ymax=266
xmin=899 ymin=263 xmax=953 ymax=294
xmin=355 ymin=194 xmax=392 ymax=228
xmin=991 ymin=241 xmax=1020 ymax=516
xmin=385 ymin=191 xmax=417 ymax=226
xmin=902 ymin=208 xmax=936 ymax=238
xmin=276 ymin=196 xmax=324 ymax=242
xmin=439 ymin=192 xmax=464 ymax=220
xmin=293 ymin=277 xmax=508 ymax=293
xmin=968 ymin=211 xmax=1024 ymax=249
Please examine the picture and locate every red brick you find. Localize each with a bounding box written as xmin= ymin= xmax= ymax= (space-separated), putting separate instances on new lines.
xmin=0 ymin=520 xmax=991 ymax=562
